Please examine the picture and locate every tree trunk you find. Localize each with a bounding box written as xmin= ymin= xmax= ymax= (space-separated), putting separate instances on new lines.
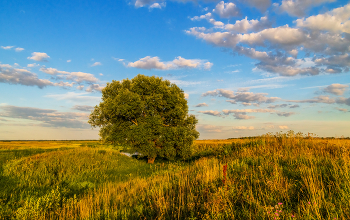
xmin=147 ymin=157 xmax=156 ymax=164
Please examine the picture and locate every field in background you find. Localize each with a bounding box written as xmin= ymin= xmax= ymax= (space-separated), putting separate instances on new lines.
xmin=0 ymin=132 xmax=350 ymax=219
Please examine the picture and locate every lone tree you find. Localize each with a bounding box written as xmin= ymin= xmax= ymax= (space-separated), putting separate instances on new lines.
xmin=88 ymin=74 xmax=199 ymax=163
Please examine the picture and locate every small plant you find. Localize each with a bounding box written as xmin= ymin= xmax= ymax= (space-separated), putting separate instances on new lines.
xmin=265 ymin=203 xmax=296 ymax=219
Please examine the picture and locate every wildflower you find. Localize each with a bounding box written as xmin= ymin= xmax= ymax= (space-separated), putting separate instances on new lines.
xmin=275 ymin=213 xmax=279 ymax=216
xmin=308 ymin=202 xmax=310 ymax=204
xmin=278 ymin=203 xmax=283 ymax=205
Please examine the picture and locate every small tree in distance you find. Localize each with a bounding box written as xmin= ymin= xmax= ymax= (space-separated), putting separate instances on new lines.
xmin=88 ymin=74 xmax=199 ymax=163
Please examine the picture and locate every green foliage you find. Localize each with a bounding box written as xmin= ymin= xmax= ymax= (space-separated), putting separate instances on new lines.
xmin=88 ymin=74 xmax=199 ymax=161
xmin=0 ymin=145 xmax=172 ymax=219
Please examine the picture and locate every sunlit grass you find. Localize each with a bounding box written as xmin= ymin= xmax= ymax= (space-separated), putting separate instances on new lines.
xmin=0 ymin=132 xmax=349 ymax=219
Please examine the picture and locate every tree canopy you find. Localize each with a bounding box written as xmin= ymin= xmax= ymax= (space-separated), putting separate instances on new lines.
xmin=88 ymin=74 xmax=199 ymax=163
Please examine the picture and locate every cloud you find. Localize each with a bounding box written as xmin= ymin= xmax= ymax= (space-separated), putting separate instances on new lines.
xmin=191 ymin=12 xmax=212 ymax=21
xmin=197 ymin=124 xmax=223 ymax=133
xmin=135 ymin=0 xmax=221 ymax=8
xmin=203 ymin=62 xmax=213 ymax=70
xmin=268 ymin=104 xmax=289 ymax=109
xmin=288 ymin=95 xmax=350 ymax=106
xmin=290 ymin=104 xmax=300 ymax=108
xmin=288 ymin=49 xmax=298 ymax=57
xmin=198 ymin=110 xmax=221 ymax=116
xmin=233 ymin=126 xmax=255 ymax=130
xmin=222 ymin=108 xmax=296 ymax=119
xmin=277 ymin=0 xmax=336 ymax=17
xmin=72 ymin=105 xmax=94 ymax=112
xmin=67 ymin=60 xmax=71 ymax=63
xmin=233 ymin=113 xmax=255 ymax=120
xmin=187 ymin=4 xmax=350 ymax=77
xmin=45 ymin=92 xmax=101 ymax=104
xmin=149 ymin=2 xmax=166 ymax=9
xmin=91 ymin=62 xmax=102 ymax=67
xmin=225 ymin=16 xmax=272 ymax=33
xmin=184 ymin=93 xmax=189 ymax=99
xmin=53 ymin=81 xmax=75 ymax=87
xmin=1 ymin=46 xmax=14 ymax=50
xmin=289 ymin=95 xmax=336 ymax=104
xmin=336 ymin=107 xmax=349 ymax=112
xmin=0 ymin=105 xmax=90 ymax=128
xmin=202 ymin=88 xmax=280 ymax=104
xmin=27 ymin=52 xmax=50 ymax=62
xmin=127 ymin=56 xmax=173 ymax=70
xmin=0 ymin=64 xmax=54 ymax=88
xmin=27 ymin=63 xmax=39 ymax=68
xmin=40 ymin=66 xmax=98 ymax=83
xmin=190 ymin=12 xmax=224 ymax=26
xmin=243 ymin=0 xmax=271 ymax=12
xmin=126 ymin=56 xmax=213 ymax=70
xmin=223 ymin=108 xmax=273 ymax=120
xmin=256 ymin=63 xmax=321 ymax=76
xmin=85 ymin=84 xmax=105 ymax=92
xmin=323 ymin=83 xmax=349 ymax=95
xmin=336 ymin=97 xmax=350 ymax=106
xmin=186 ymin=26 xmax=327 ymax=76
xmin=296 ymin=4 xmax=350 ymax=33
xmin=195 ymin=103 xmax=208 ymax=107
xmin=77 ymin=85 xmax=84 ymax=90
xmin=279 ymin=125 xmax=289 ymax=129
xmin=135 ymin=0 xmax=159 ymax=8
xmin=314 ymin=53 xmax=350 ymax=72
xmin=15 ymin=47 xmax=25 ymax=52
xmin=276 ymin=112 xmax=295 ymax=117
xmin=187 ymin=25 xmax=306 ymax=49
xmin=172 ymin=56 xmax=202 ymax=68
xmin=222 ymin=108 xmax=276 ymax=114
xmin=213 ymin=1 xmax=239 ymax=18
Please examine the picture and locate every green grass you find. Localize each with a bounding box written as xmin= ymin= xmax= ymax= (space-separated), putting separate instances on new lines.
xmin=0 ymin=133 xmax=349 ymax=219
xmin=0 ymin=144 xmax=176 ymax=219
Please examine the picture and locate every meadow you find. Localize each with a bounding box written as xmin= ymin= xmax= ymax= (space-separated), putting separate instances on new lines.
xmin=0 ymin=132 xmax=349 ymax=219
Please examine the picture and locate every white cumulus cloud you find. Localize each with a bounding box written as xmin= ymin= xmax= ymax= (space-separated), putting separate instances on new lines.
xmin=149 ymin=2 xmax=166 ymax=9
xmin=86 ymin=84 xmax=105 ymax=92
xmin=91 ymin=62 xmax=102 ymax=67
xmin=296 ymin=3 xmax=350 ymax=33
xmin=213 ymin=1 xmax=239 ymax=18
xmin=277 ymin=0 xmax=336 ymax=17
xmin=15 ymin=47 xmax=25 ymax=52
xmin=323 ymin=83 xmax=349 ymax=95
xmin=40 ymin=66 xmax=98 ymax=83
xmin=27 ymin=52 xmax=50 ymax=62
xmin=126 ymin=56 xmax=213 ymax=70
xmin=27 ymin=63 xmax=40 ymax=68
xmin=1 ymin=46 xmax=14 ymax=50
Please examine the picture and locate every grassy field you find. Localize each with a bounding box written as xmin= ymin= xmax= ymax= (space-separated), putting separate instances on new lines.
xmin=0 ymin=132 xmax=349 ymax=219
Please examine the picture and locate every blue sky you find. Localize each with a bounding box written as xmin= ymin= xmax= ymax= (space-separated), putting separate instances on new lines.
xmin=0 ymin=0 xmax=349 ymax=140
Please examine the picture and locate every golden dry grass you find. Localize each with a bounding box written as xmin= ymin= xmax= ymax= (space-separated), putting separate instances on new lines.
xmin=1 ymin=133 xmax=350 ymax=219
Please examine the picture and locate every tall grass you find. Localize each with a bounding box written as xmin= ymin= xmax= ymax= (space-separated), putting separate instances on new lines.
xmin=1 ymin=132 xmax=349 ymax=219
